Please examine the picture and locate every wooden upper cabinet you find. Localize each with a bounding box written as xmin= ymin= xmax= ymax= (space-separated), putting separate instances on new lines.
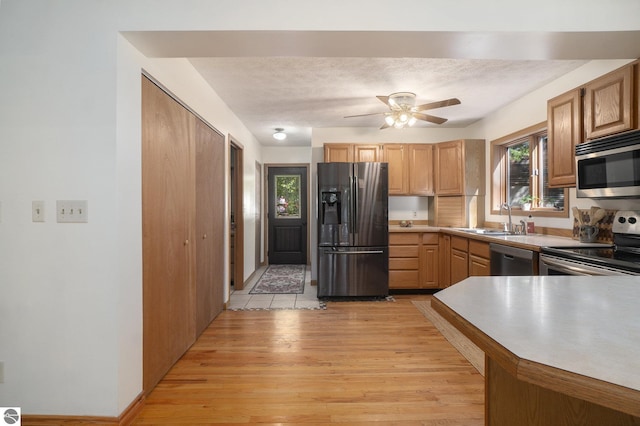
xmin=434 ymin=140 xmax=464 ymax=195
xmin=323 ymin=143 xmax=382 ymax=162
xmin=584 ymin=64 xmax=635 ymax=140
xmin=382 ymin=144 xmax=409 ymax=195
xmin=434 ymin=139 xmax=485 ymax=196
xmin=408 ymin=144 xmax=434 ymax=195
xmin=547 ymin=89 xmax=582 ymax=188
xmin=323 ymin=144 xmax=354 ymax=162
xmin=354 ymin=144 xmax=382 ymax=162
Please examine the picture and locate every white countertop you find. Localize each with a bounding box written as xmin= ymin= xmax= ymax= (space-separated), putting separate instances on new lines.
xmin=434 ymin=276 xmax=640 ymax=392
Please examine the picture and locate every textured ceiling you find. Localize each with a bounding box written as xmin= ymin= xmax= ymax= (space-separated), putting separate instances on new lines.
xmin=190 ymin=57 xmax=588 ymax=146
xmin=123 ymin=29 xmax=640 ymax=147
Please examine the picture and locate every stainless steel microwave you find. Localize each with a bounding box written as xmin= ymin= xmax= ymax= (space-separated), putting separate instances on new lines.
xmin=576 ymin=130 xmax=640 ymax=198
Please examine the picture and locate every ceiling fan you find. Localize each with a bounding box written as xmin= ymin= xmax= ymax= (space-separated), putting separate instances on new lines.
xmin=344 ymin=92 xmax=461 ymax=129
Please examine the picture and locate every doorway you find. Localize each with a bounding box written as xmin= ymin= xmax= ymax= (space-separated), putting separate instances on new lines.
xmin=230 ymin=140 xmax=244 ymax=290
xmin=267 ymin=166 xmax=308 ymax=265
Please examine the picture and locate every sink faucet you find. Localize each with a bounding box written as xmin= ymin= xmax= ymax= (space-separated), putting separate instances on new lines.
xmin=500 ymin=203 xmax=513 ymax=233
xmin=519 ymin=219 xmax=528 ymax=235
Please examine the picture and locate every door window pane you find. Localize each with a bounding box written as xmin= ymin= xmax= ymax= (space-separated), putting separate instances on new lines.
xmin=275 ymin=175 xmax=301 ymax=218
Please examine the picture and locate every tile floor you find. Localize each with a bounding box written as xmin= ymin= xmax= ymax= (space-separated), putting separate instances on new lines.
xmin=228 ymin=265 xmax=324 ymax=310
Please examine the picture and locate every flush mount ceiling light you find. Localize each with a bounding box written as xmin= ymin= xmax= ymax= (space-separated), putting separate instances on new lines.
xmin=273 ymin=128 xmax=287 ymax=140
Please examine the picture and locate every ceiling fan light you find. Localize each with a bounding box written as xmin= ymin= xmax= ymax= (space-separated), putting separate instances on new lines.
xmin=273 ymin=128 xmax=287 ymax=140
xmin=393 ymin=121 xmax=405 ymax=129
xmin=398 ymin=113 xmax=409 ymax=123
xmin=408 ymin=116 xmax=417 ymax=126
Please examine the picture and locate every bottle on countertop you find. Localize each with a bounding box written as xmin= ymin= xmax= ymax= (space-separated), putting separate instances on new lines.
xmin=526 ymin=215 xmax=535 ymax=234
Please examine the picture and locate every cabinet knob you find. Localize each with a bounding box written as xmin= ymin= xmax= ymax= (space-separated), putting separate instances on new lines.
xmin=202 ymin=234 xmax=207 ymax=239
xmin=184 ymin=239 xmax=189 ymax=246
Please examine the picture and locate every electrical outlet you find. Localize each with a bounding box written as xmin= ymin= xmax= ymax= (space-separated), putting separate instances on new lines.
xmin=412 ymin=211 xmax=417 ymax=218
xmin=32 ymin=200 xmax=45 ymax=222
xmin=56 ymin=200 xmax=88 ymax=223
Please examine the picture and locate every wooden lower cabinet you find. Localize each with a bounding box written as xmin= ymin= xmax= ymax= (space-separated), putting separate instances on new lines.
xmin=389 ymin=232 xmax=441 ymax=289
xmin=390 ymin=232 xmax=492 ymax=289
xmin=389 ymin=233 xmax=421 ymax=289
xmin=450 ymin=236 xmax=469 ymax=285
xmin=421 ymin=233 xmax=439 ymax=288
xmin=446 ymin=235 xmax=492 ymax=286
xmin=469 ymin=239 xmax=491 ymax=276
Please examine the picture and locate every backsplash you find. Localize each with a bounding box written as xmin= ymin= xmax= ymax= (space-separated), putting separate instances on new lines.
xmin=572 ymin=207 xmax=618 ymax=243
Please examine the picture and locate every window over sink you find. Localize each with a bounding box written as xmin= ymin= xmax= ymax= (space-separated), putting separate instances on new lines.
xmin=490 ymin=121 xmax=569 ymax=218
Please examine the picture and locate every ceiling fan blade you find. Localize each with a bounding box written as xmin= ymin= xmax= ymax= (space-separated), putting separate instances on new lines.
xmin=344 ymin=112 xmax=385 ymax=118
xmin=376 ymin=95 xmax=390 ymax=106
xmin=414 ymin=98 xmax=461 ymax=111
xmin=412 ymin=112 xmax=448 ymax=125
xmin=380 ymin=122 xmax=392 ymax=130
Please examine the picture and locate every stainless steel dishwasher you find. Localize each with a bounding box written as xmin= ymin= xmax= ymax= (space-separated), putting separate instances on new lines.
xmin=490 ymin=243 xmax=537 ymax=275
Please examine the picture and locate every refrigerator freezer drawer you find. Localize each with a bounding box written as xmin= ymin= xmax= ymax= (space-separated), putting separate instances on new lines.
xmin=317 ymin=247 xmax=389 ymax=297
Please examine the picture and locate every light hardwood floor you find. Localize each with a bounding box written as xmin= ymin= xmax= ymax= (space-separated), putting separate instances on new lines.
xmin=132 ymin=295 xmax=484 ymax=425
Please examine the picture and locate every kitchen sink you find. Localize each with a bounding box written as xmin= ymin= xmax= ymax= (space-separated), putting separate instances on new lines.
xmin=456 ymin=228 xmax=514 ymax=236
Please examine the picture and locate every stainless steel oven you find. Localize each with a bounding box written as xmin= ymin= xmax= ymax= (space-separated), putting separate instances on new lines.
xmin=540 ymin=210 xmax=640 ymax=276
xmin=540 ymin=250 xmax=638 ymax=275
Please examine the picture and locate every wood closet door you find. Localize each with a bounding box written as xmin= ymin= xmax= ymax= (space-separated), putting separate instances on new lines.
xmin=195 ymin=119 xmax=225 ymax=336
xmin=142 ymin=76 xmax=196 ymax=393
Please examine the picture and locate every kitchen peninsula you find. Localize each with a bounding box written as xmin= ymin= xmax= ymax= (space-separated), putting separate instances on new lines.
xmin=432 ymin=276 xmax=640 ymax=426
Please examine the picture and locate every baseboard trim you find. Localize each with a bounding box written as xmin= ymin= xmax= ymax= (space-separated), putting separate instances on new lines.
xmin=22 ymin=392 xmax=145 ymax=426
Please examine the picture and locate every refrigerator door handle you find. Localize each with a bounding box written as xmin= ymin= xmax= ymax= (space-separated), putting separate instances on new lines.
xmin=323 ymin=250 xmax=385 ymax=255
xmin=351 ymin=173 xmax=358 ymax=235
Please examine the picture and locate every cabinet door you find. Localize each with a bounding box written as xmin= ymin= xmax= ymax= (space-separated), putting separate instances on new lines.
xmin=450 ymin=248 xmax=469 ymax=285
xmin=421 ymin=245 xmax=440 ymax=288
xmin=324 ymin=144 xmax=353 ymax=162
xmin=383 ymin=144 xmax=408 ymax=195
xmin=547 ymin=89 xmax=582 ymax=187
xmin=584 ymin=65 xmax=634 ymax=139
xmin=469 ymin=254 xmax=490 ymax=276
xmin=409 ymin=144 xmax=434 ymax=195
xmin=354 ymin=144 xmax=381 ymax=162
xmin=434 ymin=140 xmax=464 ymax=195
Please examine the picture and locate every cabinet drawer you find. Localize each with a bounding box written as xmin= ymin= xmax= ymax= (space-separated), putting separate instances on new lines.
xmin=451 ymin=236 xmax=468 ymax=252
xmin=389 ymin=270 xmax=420 ymax=286
xmin=389 ymin=258 xmax=420 ymax=270
xmin=389 ymin=232 xmax=420 ymax=244
xmin=469 ymin=239 xmax=490 ymax=258
xmin=389 ymin=245 xmax=420 ymax=258
xmin=422 ymin=232 xmax=439 ymax=244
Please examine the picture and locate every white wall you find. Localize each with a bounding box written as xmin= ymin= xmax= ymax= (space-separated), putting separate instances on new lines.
xmin=0 ymin=1 xmax=264 ymax=417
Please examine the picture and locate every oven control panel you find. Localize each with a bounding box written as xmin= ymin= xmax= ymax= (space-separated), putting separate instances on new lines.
xmin=612 ymin=210 xmax=640 ymax=235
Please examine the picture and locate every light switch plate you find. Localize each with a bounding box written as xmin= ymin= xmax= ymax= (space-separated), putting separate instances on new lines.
xmin=56 ymin=200 xmax=88 ymax=223
xmin=32 ymin=200 xmax=45 ymax=222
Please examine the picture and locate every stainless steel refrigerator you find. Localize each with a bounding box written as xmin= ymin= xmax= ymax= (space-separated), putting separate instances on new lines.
xmin=317 ymin=162 xmax=389 ymax=297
